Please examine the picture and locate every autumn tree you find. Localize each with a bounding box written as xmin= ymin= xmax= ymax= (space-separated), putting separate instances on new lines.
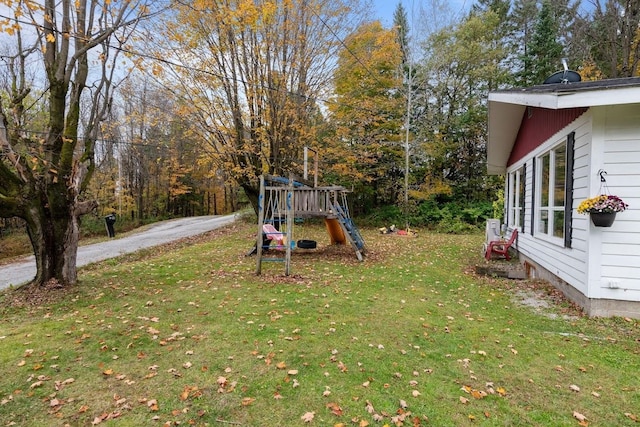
xmin=0 ymin=1 xmax=157 ymax=287
xmin=150 ymin=0 xmax=364 ymax=213
xmin=586 ymin=0 xmax=640 ymax=77
xmin=417 ymin=9 xmax=508 ymax=202
xmin=326 ymin=20 xmax=405 ymax=210
xmin=96 ymin=76 xmax=229 ymax=220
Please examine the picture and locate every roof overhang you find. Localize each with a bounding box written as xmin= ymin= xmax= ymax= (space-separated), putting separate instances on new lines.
xmin=487 ymin=78 xmax=640 ymax=175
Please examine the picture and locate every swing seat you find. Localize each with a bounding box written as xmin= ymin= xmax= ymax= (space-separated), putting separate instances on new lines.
xmin=263 ymin=224 xmax=285 ymax=246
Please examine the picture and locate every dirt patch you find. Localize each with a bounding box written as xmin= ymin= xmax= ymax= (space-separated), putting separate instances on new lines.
xmin=473 ymin=260 xmax=585 ymax=320
xmin=506 ymin=280 xmax=584 ymax=320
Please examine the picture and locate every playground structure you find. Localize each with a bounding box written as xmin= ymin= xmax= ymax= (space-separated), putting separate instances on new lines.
xmin=255 ymin=174 xmax=366 ymax=275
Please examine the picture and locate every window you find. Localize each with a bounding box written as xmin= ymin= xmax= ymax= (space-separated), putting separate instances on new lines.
xmin=508 ymin=166 xmax=525 ymax=229
xmin=537 ymin=142 xmax=566 ymax=239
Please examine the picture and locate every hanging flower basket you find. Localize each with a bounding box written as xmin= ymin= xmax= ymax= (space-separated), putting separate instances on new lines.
xmin=589 ymin=211 xmax=616 ymax=227
xmin=577 ymin=195 xmax=628 ymax=227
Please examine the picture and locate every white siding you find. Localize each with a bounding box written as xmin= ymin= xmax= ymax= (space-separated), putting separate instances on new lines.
xmin=596 ymin=104 xmax=640 ymax=299
xmin=508 ymin=113 xmax=592 ymax=297
xmin=505 ymin=104 xmax=640 ymax=305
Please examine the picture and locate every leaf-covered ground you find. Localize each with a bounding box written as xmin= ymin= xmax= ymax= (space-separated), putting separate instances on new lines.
xmin=0 ymin=220 xmax=638 ymax=426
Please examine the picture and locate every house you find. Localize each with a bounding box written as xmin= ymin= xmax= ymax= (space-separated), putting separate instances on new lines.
xmin=487 ymin=77 xmax=640 ymax=318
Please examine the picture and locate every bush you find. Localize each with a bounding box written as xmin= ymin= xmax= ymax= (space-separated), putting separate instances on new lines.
xmin=359 ymin=205 xmax=403 ymax=227
xmin=362 ymin=200 xmax=493 ymax=234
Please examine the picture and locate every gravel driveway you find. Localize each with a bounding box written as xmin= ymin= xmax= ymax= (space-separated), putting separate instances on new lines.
xmin=0 ymin=214 xmax=236 ymax=290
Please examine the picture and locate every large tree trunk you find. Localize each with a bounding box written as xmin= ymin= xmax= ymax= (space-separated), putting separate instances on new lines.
xmin=0 ymin=1 xmax=151 ymax=290
xmin=23 ymin=182 xmax=97 ymax=286
xmin=241 ymin=182 xmax=260 ymax=215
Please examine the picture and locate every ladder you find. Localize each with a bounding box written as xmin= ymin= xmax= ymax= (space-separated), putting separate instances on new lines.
xmin=328 ymin=192 xmax=365 ymax=261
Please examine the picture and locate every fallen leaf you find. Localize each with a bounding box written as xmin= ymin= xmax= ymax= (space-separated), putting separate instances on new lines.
xmin=569 ymin=384 xmax=581 ymax=393
xmin=365 ymin=400 xmax=376 ymax=414
xmin=326 ymin=402 xmax=343 ymax=416
xmin=301 ymin=411 xmax=315 ymax=422
xmin=147 ymin=399 xmax=159 ymax=411
xmin=276 ymin=361 xmax=287 ymax=370
xmin=241 ymin=397 xmax=255 ymax=406
xmin=459 ymin=396 xmax=469 ymax=404
xmin=573 ymin=411 xmax=587 ymax=422
xmin=471 ymin=389 xmax=487 ymax=399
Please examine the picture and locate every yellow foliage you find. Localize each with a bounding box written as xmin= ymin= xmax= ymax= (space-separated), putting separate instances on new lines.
xmin=411 ymin=177 xmax=452 ymax=200
xmin=632 ymin=26 xmax=640 ymax=77
xmin=579 ymin=59 xmax=603 ymax=81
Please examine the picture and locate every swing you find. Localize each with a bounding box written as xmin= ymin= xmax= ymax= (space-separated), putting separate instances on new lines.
xmin=263 ymin=223 xmax=285 ymax=247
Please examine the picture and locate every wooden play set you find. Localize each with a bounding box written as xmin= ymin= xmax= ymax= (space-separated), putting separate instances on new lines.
xmin=255 ymin=173 xmax=366 ymax=275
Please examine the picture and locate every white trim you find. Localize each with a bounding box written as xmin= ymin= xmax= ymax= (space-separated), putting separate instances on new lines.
xmin=534 ymin=143 xmax=566 ymax=247
xmin=489 ymin=86 xmax=640 ymax=109
xmin=586 ymin=108 xmax=605 ymax=299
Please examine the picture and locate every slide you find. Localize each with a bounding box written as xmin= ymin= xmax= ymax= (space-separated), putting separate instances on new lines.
xmin=324 ymin=217 xmax=346 ymax=245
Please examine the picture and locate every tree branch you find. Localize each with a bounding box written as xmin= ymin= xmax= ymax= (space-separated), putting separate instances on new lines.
xmin=74 ymin=199 xmax=98 ymax=216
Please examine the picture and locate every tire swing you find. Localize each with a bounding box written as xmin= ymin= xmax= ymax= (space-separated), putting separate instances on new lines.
xmin=297 ymin=239 xmax=317 ymax=249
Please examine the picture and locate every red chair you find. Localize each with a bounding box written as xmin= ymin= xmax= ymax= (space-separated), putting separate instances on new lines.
xmin=485 ymin=229 xmax=518 ymax=261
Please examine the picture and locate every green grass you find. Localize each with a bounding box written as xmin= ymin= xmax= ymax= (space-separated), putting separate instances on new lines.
xmin=1 ymin=221 xmax=639 ymax=426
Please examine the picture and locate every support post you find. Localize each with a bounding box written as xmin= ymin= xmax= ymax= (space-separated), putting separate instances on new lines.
xmin=256 ymin=175 xmax=266 ymax=275
xmin=285 ymin=175 xmax=294 ymax=275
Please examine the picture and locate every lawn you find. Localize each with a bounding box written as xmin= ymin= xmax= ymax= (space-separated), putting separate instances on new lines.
xmin=1 ymin=219 xmax=638 ymax=426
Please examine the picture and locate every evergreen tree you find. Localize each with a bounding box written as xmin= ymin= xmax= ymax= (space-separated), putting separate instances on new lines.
xmin=393 ymin=3 xmax=410 ymax=67
xmin=521 ymin=0 xmax=564 ymax=85
xmin=471 ymin=0 xmax=511 ymax=22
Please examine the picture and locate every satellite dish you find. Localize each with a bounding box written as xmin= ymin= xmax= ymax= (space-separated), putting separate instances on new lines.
xmin=543 ymin=70 xmax=581 ymax=84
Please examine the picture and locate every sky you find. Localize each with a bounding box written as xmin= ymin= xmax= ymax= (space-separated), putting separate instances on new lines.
xmin=372 ymin=0 xmax=471 ymax=27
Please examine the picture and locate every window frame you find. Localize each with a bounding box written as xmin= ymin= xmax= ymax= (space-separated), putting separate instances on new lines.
xmin=507 ymin=166 xmax=525 ymax=230
xmin=535 ymin=133 xmax=574 ymax=247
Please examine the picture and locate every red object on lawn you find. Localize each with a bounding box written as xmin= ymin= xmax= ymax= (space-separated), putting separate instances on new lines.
xmin=485 ymin=229 xmax=518 ymax=261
